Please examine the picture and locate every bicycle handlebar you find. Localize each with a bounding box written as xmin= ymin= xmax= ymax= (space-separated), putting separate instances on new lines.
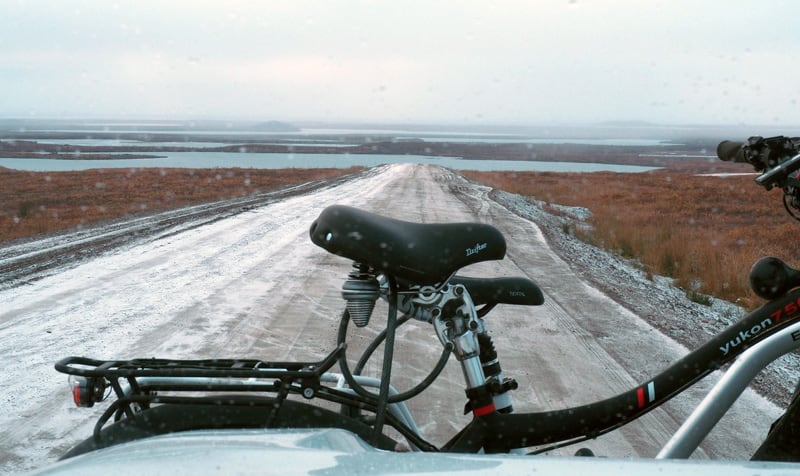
xmin=716 ymin=136 xmax=800 ymax=170
xmin=716 ymin=140 xmax=746 ymax=163
xmin=718 ymin=135 xmax=800 ymax=220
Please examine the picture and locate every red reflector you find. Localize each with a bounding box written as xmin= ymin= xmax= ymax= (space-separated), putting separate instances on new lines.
xmin=473 ymin=403 xmax=496 ymax=417
xmin=72 ymin=384 xmax=83 ymax=406
xmin=69 ymin=376 xmax=97 ymax=407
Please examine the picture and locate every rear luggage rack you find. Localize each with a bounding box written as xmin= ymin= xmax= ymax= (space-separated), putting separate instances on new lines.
xmin=56 ymin=346 xmax=347 ymax=437
xmin=56 ymin=344 xmax=343 ymax=380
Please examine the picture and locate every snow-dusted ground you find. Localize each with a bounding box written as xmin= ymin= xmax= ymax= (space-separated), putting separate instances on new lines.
xmin=0 ymin=164 xmax=787 ymax=473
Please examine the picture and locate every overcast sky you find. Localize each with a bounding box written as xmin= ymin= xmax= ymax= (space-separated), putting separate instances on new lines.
xmin=2 ymin=1 xmax=799 ymax=126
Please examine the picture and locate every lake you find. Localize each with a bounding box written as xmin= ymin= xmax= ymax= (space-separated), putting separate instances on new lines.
xmin=25 ymin=134 xmax=676 ymax=148
xmin=0 ymin=152 xmax=658 ymax=173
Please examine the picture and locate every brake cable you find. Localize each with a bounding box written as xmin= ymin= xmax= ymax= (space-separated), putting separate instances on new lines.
xmin=336 ymin=309 xmax=452 ymax=404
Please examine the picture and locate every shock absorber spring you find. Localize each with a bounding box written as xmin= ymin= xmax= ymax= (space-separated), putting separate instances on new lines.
xmin=341 ymin=263 xmax=380 ymax=327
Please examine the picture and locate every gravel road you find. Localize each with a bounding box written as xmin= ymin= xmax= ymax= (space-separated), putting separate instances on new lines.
xmin=0 ymin=164 xmax=782 ymax=473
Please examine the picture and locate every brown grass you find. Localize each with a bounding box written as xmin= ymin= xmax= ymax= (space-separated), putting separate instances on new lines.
xmin=462 ymin=169 xmax=799 ymax=308
xmin=0 ymin=166 xmax=359 ymax=243
xmin=5 ymin=163 xmax=794 ymax=308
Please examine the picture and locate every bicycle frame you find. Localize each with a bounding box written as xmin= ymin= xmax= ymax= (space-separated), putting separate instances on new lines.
xmin=54 ymin=137 xmax=800 ymax=462
xmin=658 ymin=320 xmax=800 ymax=458
xmin=442 ymin=286 xmax=800 ymax=453
xmin=57 ymin=285 xmax=800 ymax=459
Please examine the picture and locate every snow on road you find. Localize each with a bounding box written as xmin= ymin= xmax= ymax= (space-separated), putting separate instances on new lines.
xmin=0 ymin=164 xmax=782 ymax=473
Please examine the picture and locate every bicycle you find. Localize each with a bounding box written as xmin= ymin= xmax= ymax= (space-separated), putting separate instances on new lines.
xmin=51 ymin=136 xmax=800 ymax=466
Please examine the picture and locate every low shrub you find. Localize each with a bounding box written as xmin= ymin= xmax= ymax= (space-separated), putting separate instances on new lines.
xmin=463 ymin=169 xmax=794 ymax=308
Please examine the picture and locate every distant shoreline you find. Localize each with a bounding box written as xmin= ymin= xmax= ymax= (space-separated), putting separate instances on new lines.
xmin=0 ymin=152 xmax=164 ymax=160
xmin=0 ymin=137 xmax=727 ymax=169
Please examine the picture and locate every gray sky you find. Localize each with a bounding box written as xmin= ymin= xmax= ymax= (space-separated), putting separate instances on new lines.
xmin=2 ymin=0 xmax=799 ymax=126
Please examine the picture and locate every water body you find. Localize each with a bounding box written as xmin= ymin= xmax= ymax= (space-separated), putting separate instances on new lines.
xmin=31 ymin=138 xmax=358 ymax=148
xmin=0 ymin=152 xmax=658 ymax=173
xmin=398 ymin=137 xmax=677 ymax=146
xmin=9 ymin=126 xmax=679 ymax=147
xmin=25 ymin=135 xmax=677 ymax=148
xmin=32 ymin=139 xmax=232 ymax=148
xmin=23 ymin=135 xmax=674 ymax=148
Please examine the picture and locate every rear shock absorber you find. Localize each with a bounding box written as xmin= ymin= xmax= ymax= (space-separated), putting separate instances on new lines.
xmin=478 ymin=332 xmax=518 ymax=414
xmin=341 ymin=263 xmax=380 ymax=327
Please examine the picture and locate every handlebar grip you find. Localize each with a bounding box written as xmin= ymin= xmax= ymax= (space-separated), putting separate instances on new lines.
xmin=749 ymin=256 xmax=800 ymax=300
xmin=717 ymin=141 xmax=747 ymax=162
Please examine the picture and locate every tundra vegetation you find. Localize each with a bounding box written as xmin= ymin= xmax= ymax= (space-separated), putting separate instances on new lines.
xmin=0 ymin=166 xmax=358 ymax=243
xmin=2 ymin=162 xmax=793 ymax=309
xmin=462 ymin=169 xmax=797 ymax=308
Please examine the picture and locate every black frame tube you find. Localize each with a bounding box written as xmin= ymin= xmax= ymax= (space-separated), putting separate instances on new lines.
xmin=444 ymin=288 xmax=800 ymax=452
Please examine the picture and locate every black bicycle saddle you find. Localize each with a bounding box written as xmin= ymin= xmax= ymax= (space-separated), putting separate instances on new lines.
xmin=309 ymin=205 xmax=506 ymax=286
